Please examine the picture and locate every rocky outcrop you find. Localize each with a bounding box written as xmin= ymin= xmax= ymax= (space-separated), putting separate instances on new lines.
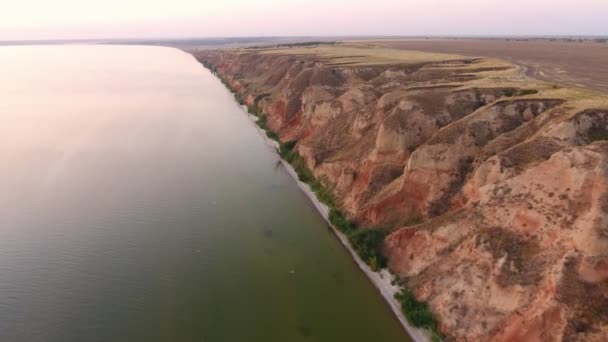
xmin=193 ymin=46 xmax=608 ymax=341
xmin=386 ymin=141 xmax=608 ymax=340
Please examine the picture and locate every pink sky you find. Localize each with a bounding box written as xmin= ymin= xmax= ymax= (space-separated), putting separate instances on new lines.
xmin=2 ymin=0 xmax=607 ymax=40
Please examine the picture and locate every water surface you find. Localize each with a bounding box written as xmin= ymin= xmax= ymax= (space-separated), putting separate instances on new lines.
xmin=0 ymin=45 xmax=408 ymax=341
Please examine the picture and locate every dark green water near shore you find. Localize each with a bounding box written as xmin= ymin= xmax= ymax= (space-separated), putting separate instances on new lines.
xmin=0 ymin=45 xmax=408 ymax=341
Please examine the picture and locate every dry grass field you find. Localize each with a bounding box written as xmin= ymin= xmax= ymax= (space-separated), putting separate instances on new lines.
xmin=353 ymin=39 xmax=608 ymax=92
xmin=238 ymin=44 xmax=608 ymax=111
xmin=231 ymin=43 xmax=608 ymax=114
xmin=256 ymin=45 xmax=464 ymax=66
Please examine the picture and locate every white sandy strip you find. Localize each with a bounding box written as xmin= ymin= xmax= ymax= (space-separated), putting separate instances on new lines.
xmin=245 ymin=111 xmax=429 ymax=342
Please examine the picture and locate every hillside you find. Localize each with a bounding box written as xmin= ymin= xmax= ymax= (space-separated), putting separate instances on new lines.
xmin=192 ymin=44 xmax=608 ymax=341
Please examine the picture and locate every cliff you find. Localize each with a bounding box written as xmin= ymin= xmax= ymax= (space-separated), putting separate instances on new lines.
xmin=192 ymin=45 xmax=608 ymax=341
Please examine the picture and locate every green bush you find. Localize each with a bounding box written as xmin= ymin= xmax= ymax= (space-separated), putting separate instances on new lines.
xmin=280 ymin=140 xmax=297 ymax=153
xmin=310 ymin=180 xmax=335 ymax=207
xmin=503 ymin=88 xmax=517 ymax=97
xmin=234 ymin=93 xmax=244 ymax=105
xmin=295 ymin=163 xmax=310 ymax=179
xmin=395 ymin=288 xmax=441 ymax=334
xmin=391 ymin=274 xmax=401 ymax=286
xmin=278 ymin=141 xmax=336 ymax=206
xmin=255 ymin=115 xmax=268 ymax=129
xmin=266 ymin=130 xmax=279 ymax=141
xmin=279 ymin=140 xmax=297 ymax=161
xmin=247 ymin=104 xmax=263 ymax=116
xmin=328 ymin=208 xmax=355 ymax=233
xmin=283 ymin=152 xmax=313 ymax=184
xmin=348 ymin=229 xmax=388 ymax=269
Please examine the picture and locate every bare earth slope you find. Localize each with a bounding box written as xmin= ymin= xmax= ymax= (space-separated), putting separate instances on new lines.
xmin=192 ymin=45 xmax=608 ymax=341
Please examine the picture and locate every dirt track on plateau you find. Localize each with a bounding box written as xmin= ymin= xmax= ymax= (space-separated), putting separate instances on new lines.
xmin=357 ymin=39 xmax=608 ymax=93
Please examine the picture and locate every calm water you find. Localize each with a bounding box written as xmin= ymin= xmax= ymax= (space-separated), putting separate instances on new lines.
xmin=0 ymin=45 xmax=407 ymax=342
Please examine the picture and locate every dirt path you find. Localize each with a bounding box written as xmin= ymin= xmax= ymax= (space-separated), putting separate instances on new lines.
xmin=354 ymin=39 xmax=608 ymax=93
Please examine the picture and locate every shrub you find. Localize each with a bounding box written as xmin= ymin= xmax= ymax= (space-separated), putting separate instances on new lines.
xmin=280 ymin=140 xmax=297 ymax=153
xmin=247 ymin=104 xmax=263 ymax=116
xmin=285 ymin=154 xmax=313 ymax=183
xmin=503 ymin=88 xmax=517 ymax=97
xmin=296 ymin=167 xmax=314 ymax=183
xmin=310 ymin=180 xmax=335 ymax=207
xmin=328 ymin=208 xmax=355 ymax=233
xmin=266 ymin=130 xmax=279 ymax=141
xmin=279 ymin=140 xmax=297 ymax=161
xmin=519 ymin=89 xmax=539 ymax=96
xmin=256 ymin=115 xmax=268 ymax=129
xmin=588 ymin=126 xmax=608 ymax=142
xmin=348 ymin=229 xmax=388 ymax=269
xmin=278 ymin=141 xmax=336 ymax=206
xmin=391 ymin=274 xmax=401 ymax=286
xmin=394 ymin=288 xmax=441 ymax=333
xmin=281 ymin=149 xmax=297 ymax=163
xmin=234 ymin=93 xmax=244 ymax=105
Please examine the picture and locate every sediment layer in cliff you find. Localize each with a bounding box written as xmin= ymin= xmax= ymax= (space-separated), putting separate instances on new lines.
xmin=193 ymin=44 xmax=608 ymax=341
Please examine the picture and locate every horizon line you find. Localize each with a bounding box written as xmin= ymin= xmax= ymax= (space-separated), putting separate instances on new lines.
xmin=2 ymin=34 xmax=608 ymax=44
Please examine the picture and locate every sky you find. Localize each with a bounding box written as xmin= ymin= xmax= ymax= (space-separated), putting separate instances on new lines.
xmin=1 ymin=0 xmax=607 ymax=40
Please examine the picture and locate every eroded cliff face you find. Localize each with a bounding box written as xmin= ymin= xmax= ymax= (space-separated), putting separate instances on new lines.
xmin=193 ymin=46 xmax=608 ymax=341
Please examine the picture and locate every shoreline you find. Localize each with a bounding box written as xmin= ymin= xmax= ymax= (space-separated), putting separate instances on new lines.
xmin=243 ymin=110 xmax=429 ymax=342
xmin=194 ymin=56 xmax=430 ymax=340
